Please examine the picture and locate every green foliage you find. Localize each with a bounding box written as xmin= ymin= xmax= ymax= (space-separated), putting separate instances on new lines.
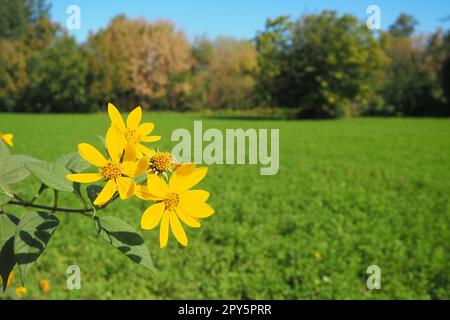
xmin=94 ymin=216 xmax=154 ymax=271
xmin=389 ymin=13 xmax=418 ymax=38
xmin=21 ymin=34 xmax=90 ymax=112
xmin=25 ymin=161 xmax=74 ymax=192
xmin=256 ymin=11 xmax=388 ymax=117
xmin=14 ymin=211 xmax=59 ymax=284
xmin=0 ymin=212 xmax=19 ymax=292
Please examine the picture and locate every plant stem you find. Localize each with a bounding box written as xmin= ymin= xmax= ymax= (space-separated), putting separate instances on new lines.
xmin=7 ymin=193 xmax=119 ymax=217
xmin=52 ymin=190 xmax=59 ymax=213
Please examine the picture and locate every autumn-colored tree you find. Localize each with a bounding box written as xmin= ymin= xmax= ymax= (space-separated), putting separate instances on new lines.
xmin=190 ymin=37 xmax=259 ymax=110
xmin=0 ymin=40 xmax=28 ymax=111
xmin=86 ymin=16 xmax=193 ymax=110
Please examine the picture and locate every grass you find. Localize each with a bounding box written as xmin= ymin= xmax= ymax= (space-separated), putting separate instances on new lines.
xmin=1 ymin=112 xmax=449 ymax=299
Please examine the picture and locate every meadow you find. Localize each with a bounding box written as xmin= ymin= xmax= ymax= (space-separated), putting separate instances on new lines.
xmin=0 ymin=112 xmax=449 ymax=299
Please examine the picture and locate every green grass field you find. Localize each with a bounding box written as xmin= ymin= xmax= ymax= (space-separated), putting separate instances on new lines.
xmin=1 ymin=113 xmax=449 ymax=299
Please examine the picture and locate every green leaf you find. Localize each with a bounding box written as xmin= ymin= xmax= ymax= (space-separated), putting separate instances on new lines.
xmin=26 ymin=161 xmax=74 ymax=192
xmin=0 ymin=141 xmax=10 ymax=175
xmin=0 ymin=212 xmax=19 ymax=293
xmin=0 ymin=155 xmax=40 ymax=185
xmin=14 ymin=211 xmax=59 ymax=284
xmin=94 ymin=216 xmax=154 ymax=271
xmin=57 ymin=152 xmax=91 ymax=173
xmin=87 ymin=184 xmax=104 ymax=205
xmin=0 ymin=184 xmax=12 ymax=207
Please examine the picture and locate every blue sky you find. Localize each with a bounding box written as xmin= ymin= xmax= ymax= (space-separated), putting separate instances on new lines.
xmin=50 ymin=0 xmax=450 ymax=42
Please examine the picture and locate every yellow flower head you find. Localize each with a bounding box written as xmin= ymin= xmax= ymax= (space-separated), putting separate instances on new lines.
xmin=314 ymin=252 xmax=322 ymax=260
xmin=0 ymin=131 xmax=14 ymax=147
xmin=148 ymin=152 xmax=174 ymax=175
xmin=15 ymin=287 xmax=27 ymax=299
xmin=137 ymin=164 xmax=214 ymax=248
xmin=108 ymin=103 xmax=161 ymax=157
xmin=66 ymin=127 xmax=149 ymax=205
xmin=39 ymin=279 xmax=50 ymax=293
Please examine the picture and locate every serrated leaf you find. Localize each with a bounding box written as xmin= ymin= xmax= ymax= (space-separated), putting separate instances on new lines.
xmin=14 ymin=211 xmax=59 ymax=284
xmin=26 ymin=161 xmax=74 ymax=192
xmin=0 ymin=212 xmax=19 ymax=293
xmin=87 ymin=184 xmax=104 ymax=205
xmin=0 ymin=155 xmax=40 ymax=185
xmin=94 ymin=216 xmax=154 ymax=271
xmin=57 ymin=152 xmax=91 ymax=173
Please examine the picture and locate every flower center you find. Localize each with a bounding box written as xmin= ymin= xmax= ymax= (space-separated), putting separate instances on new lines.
xmin=163 ymin=193 xmax=179 ymax=211
xmin=100 ymin=161 xmax=122 ymax=180
xmin=149 ymin=152 xmax=172 ymax=174
xmin=125 ymin=129 xmax=141 ymax=144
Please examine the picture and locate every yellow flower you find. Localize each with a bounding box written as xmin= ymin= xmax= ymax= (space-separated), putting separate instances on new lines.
xmin=39 ymin=279 xmax=50 ymax=293
xmin=66 ymin=127 xmax=149 ymax=205
xmin=138 ymin=164 xmax=214 ymax=248
xmin=0 ymin=131 xmax=14 ymax=147
xmin=314 ymin=252 xmax=322 ymax=260
xmin=108 ymin=103 xmax=161 ymax=157
xmin=15 ymin=287 xmax=27 ymax=299
xmin=148 ymin=152 xmax=175 ymax=175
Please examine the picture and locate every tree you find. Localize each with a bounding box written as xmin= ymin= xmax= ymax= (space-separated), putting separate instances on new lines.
xmin=389 ymin=13 xmax=418 ymax=38
xmin=0 ymin=40 xmax=28 ymax=111
xmin=20 ymin=34 xmax=90 ymax=112
xmin=86 ymin=16 xmax=193 ymax=110
xmin=257 ymin=11 xmax=387 ymax=117
xmin=190 ymin=37 xmax=259 ymax=110
xmin=254 ymin=16 xmax=292 ymax=106
xmin=0 ymin=0 xmax=50 ymax=39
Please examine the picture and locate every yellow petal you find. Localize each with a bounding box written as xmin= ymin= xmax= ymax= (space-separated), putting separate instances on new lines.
xmin=122 ymin=156 xmax=148 ymax=177
xmin=2 ymin=133 xmax=13 ymax=146
xmin=106 ymin=126 xmax=125 ymax=162
xmin=179 ymin=190 xmax=210 ymax=206
xmin=169 ymin=167 xmax=208 ymax=193
xmin=174 ymin=163 xmax=196 ymax=175
xmin=169 ymin=211 xmax=188 ymax=246
xmin=160 ymin=211 xmax=170 ymax=248
xmin=141 ymin=202 xmax=165 ymax=229
xmin=147 ymin=173 xmax=169 ymax=198
xmin=78 ymin=143 xmax=107 ymax=168
xmin=108 ymin=103 xmax=126 ymax=132
xmin=137 ymin=123 xmax=154 ymax=136
xmin=135 ymin=184 xmax=161 ymax=201
xmin=123 ymin=142 xmax=137 ymax=162
xmin=127 ymin=106 xmax=142 ymax=129
xmin=116 ymin=177 xmax=135 ymax=200
xmin=141 ymin=135 xmax=161 ymax=143
xmin=176 ymin=206 xmax=201 ymax=228
xmin=135 ymin=156 xmax=149 ymax=176
xmin=66 ymin=173 xmax=102 ymax=183
xmin=179 ymin=201 xmax=214 ymax=218
xmin=136 ymin=143 xmax=155 ymax=156
xmin=94 ymin=179 xmax=117 ymax=205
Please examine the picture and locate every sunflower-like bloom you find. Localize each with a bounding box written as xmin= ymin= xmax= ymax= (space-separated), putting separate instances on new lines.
xmin=137 ymin=165 xmax=214 ymax=248
xmin=108 ymin=103 xmax=161 ymax=157
xmin=66 ymin=127 xmax=148 ymax=205
xmin=0 ymin=131 xmax=13 ymax=146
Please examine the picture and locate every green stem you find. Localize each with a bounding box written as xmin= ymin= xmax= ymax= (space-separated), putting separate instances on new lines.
xmin=30 ymin=184 xmax=47 ymax=204
xmin=8 ymin=193 xmax=119 ymax=217
xmin=52 ymin=190 xmax=59 ymax=213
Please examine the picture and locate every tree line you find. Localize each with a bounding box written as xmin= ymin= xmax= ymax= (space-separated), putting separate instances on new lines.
xmin=1 ymin=0 xmax=449 ymax=117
